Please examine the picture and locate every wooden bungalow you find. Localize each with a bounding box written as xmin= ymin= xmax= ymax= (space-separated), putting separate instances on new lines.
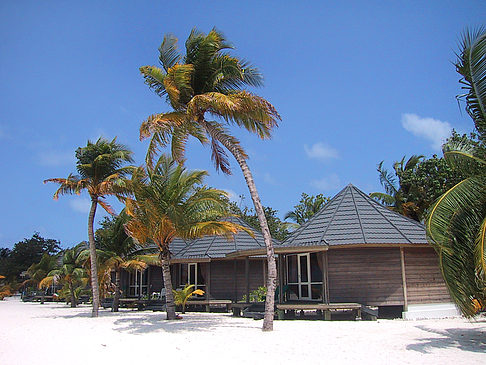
xmin=170 ymin=216 xmax=280 ymax=303
xmin=120 ymin=216 xmax=279 ymax=304
xmin=229 ymin=184 xmax=457 ymax=319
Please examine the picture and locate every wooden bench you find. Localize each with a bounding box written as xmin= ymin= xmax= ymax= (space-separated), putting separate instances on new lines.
xmin=230 ymin=303 xmax=254 ymax=317
xmin=185 ymin=299 xmax=232 ymax=312
xmin=276 ymin=303 xmax=362 ymax=320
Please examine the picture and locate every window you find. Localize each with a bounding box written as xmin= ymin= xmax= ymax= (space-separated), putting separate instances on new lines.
xmin=287 ymin=253 xmax=323 ymax=300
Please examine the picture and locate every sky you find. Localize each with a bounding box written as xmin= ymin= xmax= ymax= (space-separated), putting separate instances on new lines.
xmin=1 ymin=1 xmax=485 ymax=249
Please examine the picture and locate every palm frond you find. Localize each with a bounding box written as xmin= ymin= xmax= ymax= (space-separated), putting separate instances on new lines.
xmin=139 ymin=66 xmax=167 ymax=98
xmin=456 ymin=28 xmax=486 ymax=140
xmin=369 ymin=192 xmax=396 ymax=206
xmin=158 ymin=33 xmax=181 ymax=72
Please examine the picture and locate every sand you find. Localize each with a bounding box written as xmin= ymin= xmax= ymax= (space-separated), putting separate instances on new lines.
xmin=1 ymin=296 xmax=485 ymax=365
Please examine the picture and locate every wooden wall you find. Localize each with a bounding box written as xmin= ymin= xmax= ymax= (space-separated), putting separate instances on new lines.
xmin=209 ymin=259 xmax=265 ymax=301
xmin=328 ymin=247 xmax=404 ymax=306
xmin=403 ymin=247 xmax=451 ymax=304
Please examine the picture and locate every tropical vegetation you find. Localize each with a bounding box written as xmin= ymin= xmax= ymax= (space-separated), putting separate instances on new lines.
xmin=44 ymin=137 xmax=134 ymax=317
xmin=139 ymin=28 xmax=280 ymax=330
xmin=284 ymin=193 xmax=330 ymax=227
xmin=39 ymin=242 xmax=88 ymax=308
xmin=173 ymin=284 xmax=205 ymax=314
xmin=124 ymin=154 xmax=245 ymax=320
xmin=426 ymin=28 xmax=486 ymax=316
xmin=95 ymin=212 xmax=158 ymax=311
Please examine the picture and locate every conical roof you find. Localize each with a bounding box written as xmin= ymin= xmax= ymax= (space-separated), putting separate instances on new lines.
xmin=173 ymin=216 xmax=280 ymax=260
xmin=281 ymin=184 xmax=428 ymax=248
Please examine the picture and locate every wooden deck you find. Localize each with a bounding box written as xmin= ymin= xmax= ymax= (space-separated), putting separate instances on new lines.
xmin=185 ymin=299 xmax=232 ymax=312
xmin=276 ymin=302 xmax=363 ymax=320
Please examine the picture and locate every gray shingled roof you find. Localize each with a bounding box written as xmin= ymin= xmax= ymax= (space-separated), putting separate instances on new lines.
xmin=173 ymin=216 xmax=280 ymax=259
xmin=281 ymin=184 xmax=428 ymax=248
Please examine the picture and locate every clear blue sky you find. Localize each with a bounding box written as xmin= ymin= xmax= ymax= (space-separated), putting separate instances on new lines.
xmin=1 ymin=1 xmax=485 ymax=249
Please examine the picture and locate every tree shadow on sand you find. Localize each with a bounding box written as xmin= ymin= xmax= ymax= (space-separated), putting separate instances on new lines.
xmin=112 ymin=313 xmax=258 ymax=334
xmin=406 ymin=324 xmax=486 ymax=354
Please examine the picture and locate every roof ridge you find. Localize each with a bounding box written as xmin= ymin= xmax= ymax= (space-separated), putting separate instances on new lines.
xmin=351 ymin=186 xmax=412 ymax=244
xmin=350 ymin=187 xmax=367 ymax=244
xmin=315 ymin=185 xmax=349 ymax=244
xmin=283 ymin=184 xmax=349 ymax=245
xmin=204 ymin=234 xmax=220 ymax=257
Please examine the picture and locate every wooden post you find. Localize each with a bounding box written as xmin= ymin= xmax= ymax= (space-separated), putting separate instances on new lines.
xmin=278 ymin=255 xmax=283 ymax=304
xmin=323 ymin=251 xmax=330 ymax=304
xmin=206 ymin=261 xmax=211 ymax=301
xmin=233 ymin=259 xmax=237 ymax=302
xmin=400 ymin=247 xmax=408 ymax=312
xmin=245 ymin=257 xmax=250 ymax=304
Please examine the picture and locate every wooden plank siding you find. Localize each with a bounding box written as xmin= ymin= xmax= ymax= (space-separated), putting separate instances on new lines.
xmin=209 ymin=259 xmax=265 ymax=301
xmin=327 ymin=248 xmax=404 ymax=306
xmin=403 ymin=247 xmax=451 ymax=304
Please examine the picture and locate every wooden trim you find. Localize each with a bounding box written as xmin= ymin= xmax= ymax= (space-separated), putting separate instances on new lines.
xmin=225 ymin=245 xmax=329 ymax=258
xmin=206 ymin=261 xmax=211 ymax=300
xmin=328 ymin=243 xmax=430 ymax=249
xmin=245 ymin=257 xmax=250 ymax=304
xmin=170 ymin=258 xmax=211 ymax=264
xmin=324 ymin=251 xmax=330 ymax=304
xmin=400 ymin=247 xmax=408 ymax=311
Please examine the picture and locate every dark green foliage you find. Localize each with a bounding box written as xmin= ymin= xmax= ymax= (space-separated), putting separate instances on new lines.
xmin=230 ymin=200 xmax=290 ymax=241
xmin=0 ymin=233 xmax=61 ymax=281
xmin=284 ymin=193 xmax=330 ymax=226
xmin=371 ymin=153 xmax=466 ymax=222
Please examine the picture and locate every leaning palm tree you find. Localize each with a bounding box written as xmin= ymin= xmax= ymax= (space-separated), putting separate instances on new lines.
xmin=44 ymin=137 xmax=134 ymax=317
xmin=95 ymin=211 xmax=159 ymax=311
xmin=426 ymin=28 xmax=486 ymax=317
xmin=124 ymin=154 xmax=247 ymax=320
xmin=40 ymin=243 xmax=88 ymax=308
xmin=139 ymin=28 xmax=280 ymax=330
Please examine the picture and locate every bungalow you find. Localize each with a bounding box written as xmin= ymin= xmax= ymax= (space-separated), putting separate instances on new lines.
xmin=121 ymin=184 xmax=458 ymax=319
xmin=229 ymin=184 xmax=458 ymax=319
xmin=120 ymin=216 xmax=279 ymax=303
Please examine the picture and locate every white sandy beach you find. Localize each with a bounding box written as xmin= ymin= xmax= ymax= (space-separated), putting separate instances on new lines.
xmin=1 ymin=296 xmax=485 ymax=365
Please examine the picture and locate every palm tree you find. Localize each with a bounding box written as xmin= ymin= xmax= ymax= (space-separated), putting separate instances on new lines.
xmin=426 ymin=28 xmax=486 ymax=317
xmin=370 ymin=155 xmax=424 ymax=221
xmin=95 ymin=211 xmax=158 ymax=312
xmin=124 ymin=154 xmax=247 ymax=320
xmin=25 ymin=253 xmax=59 ymax=304
xmin=44 ymin=137 xmax=134 ymax=317
xmin=139 ymin=29 xmax=280 ymax=330
xmin=40 ymin=243 xmax=88 ymax=308
xmin=173 ymin=284 xmax=205 ymax=314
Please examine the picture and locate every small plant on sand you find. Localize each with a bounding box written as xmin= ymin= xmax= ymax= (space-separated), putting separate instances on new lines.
xmin=173 ymin=284 xmax=205 ymax=314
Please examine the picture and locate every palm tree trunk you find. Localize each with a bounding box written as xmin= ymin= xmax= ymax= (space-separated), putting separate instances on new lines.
xmin=88 ymin=197 xmax=100 ymax=317
xmin=69 ymin=282 xmax=76 ymax=308
xmin=113 ymin=267 xmax=121 ymax=312
xmin=160 ymin=249 xmax=177 ymax=320
xmin=217 ymin=137 xmax=277 ymax=331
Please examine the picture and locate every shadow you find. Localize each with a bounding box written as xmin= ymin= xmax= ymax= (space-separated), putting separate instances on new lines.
xmin=406 ymin=325 xmax=486 ymax=354
xmin=112 ymin=313 xmax=258 ymax=334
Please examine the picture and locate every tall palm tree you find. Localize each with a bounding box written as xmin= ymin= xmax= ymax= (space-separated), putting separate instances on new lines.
xmin=40 ymin=243 xmax=88 ymax=308
xmin=426 ymin=28 xmax=486 ymax=317
xmin=124 ymin=154 xmax=247 ymax=320
xmin=95 ymin=211 xmax=158 ymax=312
xmin=44 ymin=137 xmax=134 ymax=317
xmin=139 ymin=29 xmax=280 ymax=330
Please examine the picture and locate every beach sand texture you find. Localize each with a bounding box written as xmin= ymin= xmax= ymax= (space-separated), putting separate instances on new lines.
xmin=1 ymin=296 xmax=485 ymax=364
